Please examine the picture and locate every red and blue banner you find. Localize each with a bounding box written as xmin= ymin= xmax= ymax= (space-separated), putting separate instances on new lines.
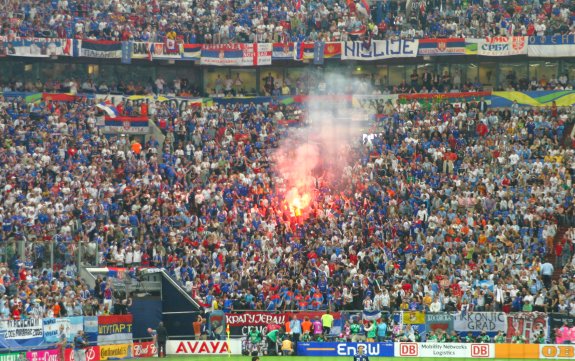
xmin=272 ymin=42 xmax=294 ymax=60
xmin=182 ymin=44 xmax=202 ymax=60
xmin=97 ymin=314 xmax=133 ymax=344
xmin=418 ymin=38 xmax=467 ymax=56
xmin=294 ymin=42 xmax=314 ymax=61
xmin=528 ymin=34 xmax=575 ymax=57
xmin=103 ymin=115 xmax=148 ymax=128
xmin=80 ymin=40 xmax=122 ymax=58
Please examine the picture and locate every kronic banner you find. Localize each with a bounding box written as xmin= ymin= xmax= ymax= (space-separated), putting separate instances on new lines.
xmin=453 ymin=312 xmax=507 ymax=332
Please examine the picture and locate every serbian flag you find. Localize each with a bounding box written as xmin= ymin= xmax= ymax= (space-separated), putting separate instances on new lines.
xmin=293 ymin=42 xmax=314 ymax=60
xmin=359 ymin=0 xmax=371 ymax=17
xmin=96 ymin=101 xmax=119 ymax=118
xmin=182 ymin=43 xmax=202 ymax=60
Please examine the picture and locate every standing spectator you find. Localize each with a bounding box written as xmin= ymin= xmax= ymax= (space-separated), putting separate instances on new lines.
xmin=290 ymin=315 xmax=302 ymax=345
xmin=57 ymin=324 xmax=67 ymax=361
xmin=321 ymin=310 xmax=334 ymax=336
xmin=540 ymin=261 xmax=554 ymax=289
xmin=156 ymin=322 xmax=168 ymax=358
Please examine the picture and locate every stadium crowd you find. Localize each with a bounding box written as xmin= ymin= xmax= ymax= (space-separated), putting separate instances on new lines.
xmin=1 ymin=69 xmax=575 ymax=327
xmin=0 ymin=0 xmax=573 ymax=43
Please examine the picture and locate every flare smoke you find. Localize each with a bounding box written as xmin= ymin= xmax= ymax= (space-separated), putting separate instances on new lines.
xmin=272 ymin=74 xmax=368 ymax=221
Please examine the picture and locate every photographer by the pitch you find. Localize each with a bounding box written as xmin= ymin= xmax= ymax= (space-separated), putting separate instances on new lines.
xmin=73 ymin=330 xmax=89 ymax=361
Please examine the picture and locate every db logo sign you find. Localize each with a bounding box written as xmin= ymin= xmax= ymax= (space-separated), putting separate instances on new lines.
xmin=471 ymin=344 xmax=490 ymax=358
xmin=399 ymin=343 xmax=418 ymax=357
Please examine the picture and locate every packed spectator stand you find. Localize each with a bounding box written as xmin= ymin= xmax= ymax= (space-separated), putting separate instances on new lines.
xmin=0 ymin=0 xmax=573 ymax=43
xmin=0 ymin=0 xmax=574 ymax=349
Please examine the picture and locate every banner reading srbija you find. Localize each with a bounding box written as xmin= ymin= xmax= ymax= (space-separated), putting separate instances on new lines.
xmin=341 ymin=40 xmax=418 ymax=60
xmin=200 ymin=43 xmax=272 ymax=66
xmin=476 ymin=36 xmax=527 ymax=56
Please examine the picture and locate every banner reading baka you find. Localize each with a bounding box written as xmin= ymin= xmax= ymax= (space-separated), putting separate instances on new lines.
xmin=80 ymin=40 xmax=122 ymax=58
xmin=0 ymin=319 xmax=44 ymax=349
xmin=200 ymin=43 xmax=272 ymax=66
xmin=341 ymin=40 xmax=418 ymax=60
xmin=476 ymin=36 xmax=527 ymax=56
xmin=97 ymin=315 xmax=133 ymax=344
xmin=418 ymin=38 xmax=466 ymax=56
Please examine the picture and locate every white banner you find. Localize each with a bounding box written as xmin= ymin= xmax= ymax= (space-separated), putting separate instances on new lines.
xmin=539 ymin=344 xmax=575 ymax=359
xmin=453 ymin=312 xmax=507 ymax=332
xmin=395 ymin=342 xmax=494 ymax=358
xmin=2 ymin=319 xmax=43 ymax=340
xmin=0 ymin=37 xmax=70 ymax=57
xmin=341 ymin=40 xmax=418 ymax=60
xmin=528 ymin=35 xmax=575 ymax=57
xmin=352 ymin=95 xmax=398 ymax=113
xmin=43 ymin=318 xmax=71 ymax=343
xmin=476 ymin=36 xmax=527 ymax=56
xmin=200 ymin=43 xmax=272 ymax=66
xmin=167 ymin=340 xmax=241 ymax=355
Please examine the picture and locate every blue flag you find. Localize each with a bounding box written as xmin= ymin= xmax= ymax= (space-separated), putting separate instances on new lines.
xmin=314 ymin=41 xmax=325 ymax=65
xmin=121 ymin=41 xmax=132 ymax=64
